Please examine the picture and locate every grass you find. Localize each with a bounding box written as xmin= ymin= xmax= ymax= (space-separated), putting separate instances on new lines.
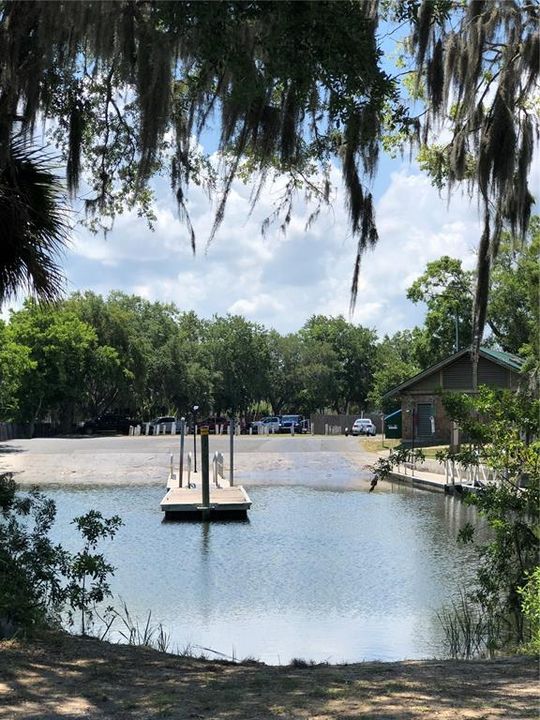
xmin=362 ymin=438 xmax=401 ymax=453
xmin=362 ymin=438 xmax=451 ymax=459
xmin=2 ymin=631 xmax=537 ymax=720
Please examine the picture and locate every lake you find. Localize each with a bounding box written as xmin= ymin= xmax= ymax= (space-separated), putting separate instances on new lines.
xmin=46 ymin=481 xmax=479 ymax=664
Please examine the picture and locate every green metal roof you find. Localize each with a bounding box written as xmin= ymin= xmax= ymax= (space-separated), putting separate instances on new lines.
xmin=382 ymin=346 xmax=524 ymax=398
xmin=478 ymin=347 xmax=524 ymax=371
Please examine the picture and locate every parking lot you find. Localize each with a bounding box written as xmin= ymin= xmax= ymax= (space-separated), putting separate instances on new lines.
xmin=0 ymin=433 xmax=376 ymax=489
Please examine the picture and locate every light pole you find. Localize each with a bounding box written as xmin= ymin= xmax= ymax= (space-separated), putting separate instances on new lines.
xmin=192 ymin=405 xmax=199 ymax=473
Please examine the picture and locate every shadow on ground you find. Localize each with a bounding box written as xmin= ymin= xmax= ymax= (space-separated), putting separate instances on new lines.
xmin=0 ymin=633 xmax=536 ymax=719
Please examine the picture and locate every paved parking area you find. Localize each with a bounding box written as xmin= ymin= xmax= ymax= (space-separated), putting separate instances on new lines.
xmin=0 ymin=434 xmax=377 ymax=489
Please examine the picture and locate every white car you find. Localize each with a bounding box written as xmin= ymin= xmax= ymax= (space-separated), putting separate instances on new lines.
xmin=150 ymin=416 xmax=177 ymax=434
xmin=251 ymin=416 xmax=281 ymax=434
xmin=351 ymin=418 xmax=376 ymax=436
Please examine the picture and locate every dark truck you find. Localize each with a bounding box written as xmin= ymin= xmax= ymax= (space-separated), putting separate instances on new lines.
xmin=81 ymin=414 xmax=141 ymax=435
xmin=279 ymin=414 xmax=304 ymax=433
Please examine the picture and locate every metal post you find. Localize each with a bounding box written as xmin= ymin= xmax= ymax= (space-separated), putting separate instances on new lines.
xmin=201 ymin=427 xmax=210 ymax=509
xmin=229 ymin=415 xmax=234 ymax=487
xmin=179 ymin=417 xmax=185 ymax=487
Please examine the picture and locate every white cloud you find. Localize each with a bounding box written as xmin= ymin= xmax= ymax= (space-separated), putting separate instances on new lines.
xmin=54 ymin=160 xmax=491 ymax=337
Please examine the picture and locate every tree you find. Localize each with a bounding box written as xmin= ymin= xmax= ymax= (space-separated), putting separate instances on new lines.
xmin=435 ymin=387 xmax=540 ymax=653
xmin=65 ymin=292 xmax=138 ymax=415
xmin=398 ymin=1 xmax=539 ymax=358
xmin=264 ymin=331 xmax=306 ymax=416
xmin=0 ymin=320 xmax=35 ymax=420
xmin=206 ymin=315 xmax=270 ymax=415
xmin=406 ymin=255 xmax=474 ymax=364
xmin=0 ymin=1 xmax=394 ymax=294
xmin=66 ymin=510 xmax=123 ymax=636
xmin=368 ymin=330 xmax=422 ymax=412
xmin=301 ymin=315 xmax=377 ymax=413
xmin=1 ymin=2 xmax=536 ymax=335
xmin=0 ymin=473 xmax=122 ymax=638
xmin=7 ymin=301 xmax=98 ymax=430
xmin=487 ymin=217 xmax=540 ymax=356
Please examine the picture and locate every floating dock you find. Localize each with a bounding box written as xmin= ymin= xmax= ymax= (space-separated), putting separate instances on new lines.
xmin=160 ymin=423 xmax=251 ymax=520
xmin=161 ymin=480 xmax=251 ymax=520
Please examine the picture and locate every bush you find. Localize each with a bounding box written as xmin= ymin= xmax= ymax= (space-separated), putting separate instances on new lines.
xmin=0 ymin=472 xmax=122 ymax=638
xmin=518 ymin=567 xmax=540 ymax=654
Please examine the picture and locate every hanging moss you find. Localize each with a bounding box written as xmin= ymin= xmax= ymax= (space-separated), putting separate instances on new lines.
xmin=0 ymin=1 xmax=537 ymax=321
xmin=409 ymin=0 xmax=538 ymax=358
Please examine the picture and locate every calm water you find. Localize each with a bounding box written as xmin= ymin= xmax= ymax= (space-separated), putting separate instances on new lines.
xmin=46 ymin=483 xmax=478 ymax=664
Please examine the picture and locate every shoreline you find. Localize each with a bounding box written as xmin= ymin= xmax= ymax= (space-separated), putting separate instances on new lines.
xmin=0 ymin=631 xmax=536 ymax=719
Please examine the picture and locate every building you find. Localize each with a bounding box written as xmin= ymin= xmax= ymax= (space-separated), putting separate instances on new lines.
xmin=382 ymin=348 xmax=524 ymax=445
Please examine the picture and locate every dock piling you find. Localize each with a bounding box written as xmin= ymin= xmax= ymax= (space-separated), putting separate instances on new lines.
xmin=179 ymin=417 xmax=185 ymax=487
xmin=201 ymin=427 xmax=210 ymax=511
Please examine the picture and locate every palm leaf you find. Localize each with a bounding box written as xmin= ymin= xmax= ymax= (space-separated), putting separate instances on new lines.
xmin=0 ymin=140 xmax=68 ymax=304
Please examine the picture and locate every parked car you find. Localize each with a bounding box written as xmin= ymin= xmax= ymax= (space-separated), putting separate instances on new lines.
xmin=149 ymin=416 xmax=178 ymax=434
xmin=81 ymin=414 xmax=141 ymax=435
xmin=279 ymin=414 xmax=304 ymax=433
xmin=351 ymin=418 xmax=376 ymax=436
xmin=251 ymin=416 xmax=281 ymax=434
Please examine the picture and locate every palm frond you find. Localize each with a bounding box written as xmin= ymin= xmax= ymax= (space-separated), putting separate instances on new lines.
xmin=0 ymin=141 xmax=69 ymax=304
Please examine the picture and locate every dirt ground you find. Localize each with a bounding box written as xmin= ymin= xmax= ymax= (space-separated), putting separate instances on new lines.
xmin=0 ymin=633 xmax=537 ymax=720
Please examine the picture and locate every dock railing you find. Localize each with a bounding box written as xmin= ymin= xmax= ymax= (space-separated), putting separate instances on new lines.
xmin=444 ymin=459 xmax=501 ymax=489
xmin=213 ymin=451 xmax=225 ymax=488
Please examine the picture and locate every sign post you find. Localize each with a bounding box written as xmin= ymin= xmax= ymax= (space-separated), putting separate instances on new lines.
xmin=201 ymin=426 xmax=210 ymax=512
xmin=229 ymin=415 xmax=234 ymax=487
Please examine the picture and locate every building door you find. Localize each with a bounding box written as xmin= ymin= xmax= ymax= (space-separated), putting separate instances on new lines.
xmin=416 ymin=403 xmax=433 ymax=438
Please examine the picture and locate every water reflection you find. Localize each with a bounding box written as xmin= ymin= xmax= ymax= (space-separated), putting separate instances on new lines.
xmin=46 ymin=483 xmax=479 ymax=663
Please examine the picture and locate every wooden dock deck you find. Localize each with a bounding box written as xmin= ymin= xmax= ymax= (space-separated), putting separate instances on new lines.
xmin=161 ymin=477 xmax=251 ymax=520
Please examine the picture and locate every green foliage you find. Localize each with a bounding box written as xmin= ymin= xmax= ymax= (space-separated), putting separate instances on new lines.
xmin=368 ymin=447 xmax=426 ymax=490
xmin=65 ymin=510 xmax=123 ymax=636
xmin=367 ymin=330 xmax=421 ymax=410
xmin=0 ymin=0 xmax=398 ymax=306
xmin=406 ymin=255 xmax=473 ymax=364
xmin=0 ymin=474 xmax=70 ymax=634
xmin=517 ymin=567 xmax=540 ymax=654
xmin=0 ymin=321 xmax=35 ymax=420
xmin=402 ymin=1 xmax=538 ymax=357
xmin=487 ymin=217 xmax=540 ymax=357
xmin=438 ymin=388 xmax=540 ymax=652
xmin=0 ymin=141 xmax=69 ymax=303
xmin=300 ymin=315 xmax=377 ymax=413
xmin=7 ymin=300 xmax=99 ymax=428
xmin=0 ymin=473 xmax=122 ymax=638
xmin=205 ymin=315 xmax=270 ymax=414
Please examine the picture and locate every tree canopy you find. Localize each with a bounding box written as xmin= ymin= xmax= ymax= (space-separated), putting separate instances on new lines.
xmin=0 ymin=1 xmax=538 ymax=351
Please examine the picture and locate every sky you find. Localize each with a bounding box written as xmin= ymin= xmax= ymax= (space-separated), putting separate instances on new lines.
xmin=6 ymin=16 xmax=539 ymax=341
xmin=60 ymin=153 xmax=491 ymax=339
